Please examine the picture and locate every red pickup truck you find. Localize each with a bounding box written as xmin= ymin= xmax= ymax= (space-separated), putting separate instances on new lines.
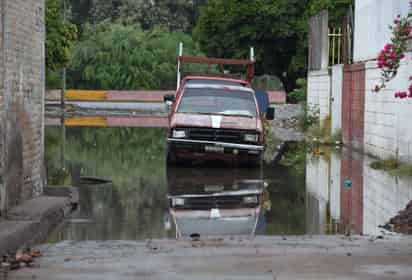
xmin=164 ymin=47 xmax=274 ymax=166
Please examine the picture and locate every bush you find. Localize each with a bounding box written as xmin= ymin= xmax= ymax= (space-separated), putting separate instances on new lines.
xmin=67 ymin=23 xmax=205 ymax=90
xmin=298 ymin=103 xmax=320 ymax=132
xmin=288 ymin=78 xmax=307 ymax=104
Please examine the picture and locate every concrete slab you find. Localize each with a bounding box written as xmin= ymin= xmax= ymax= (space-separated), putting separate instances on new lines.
xmin=0 ymin=193 xmax=75 ymax=256
xmin=7 ymin=196 xmax=70 ymax=221
xmin=0 ymin=221 xmax=37 ymax=255
xmin=8 ymin=236 xmax=412 ymax=280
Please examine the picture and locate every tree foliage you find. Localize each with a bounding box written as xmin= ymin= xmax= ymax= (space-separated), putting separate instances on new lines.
xmin=309 ymin=0 xmax=353 ymax=24
xmin=194 ymin=0 xmax=310 ymax=93
xmin=69 ymin=0 xmax=195 ymax=32
xmin=46 ymin=0 xmax=78 ymax=70
xmin=67 ymin=23 xmax=204 ymax=90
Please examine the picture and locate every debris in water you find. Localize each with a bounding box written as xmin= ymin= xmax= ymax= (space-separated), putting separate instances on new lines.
xmin=389 ymin=200 xmax=412 ymax=234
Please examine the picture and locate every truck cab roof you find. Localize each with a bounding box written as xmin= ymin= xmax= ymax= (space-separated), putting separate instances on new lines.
xmin=182 ymin=76 xmax=250 ymax=88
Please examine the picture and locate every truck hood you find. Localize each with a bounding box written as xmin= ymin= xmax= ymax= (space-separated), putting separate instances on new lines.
xmin=171 ymin=113 xmax=262 ymax=131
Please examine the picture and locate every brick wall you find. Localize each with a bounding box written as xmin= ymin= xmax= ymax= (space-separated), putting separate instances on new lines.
xmin=340 ymin=148 xmax=363 ymax=235
xmin=342 ymin=63 xmax=365 ymax=151
xmin=0 ymin=0 xmax=45 ymax=213
xmin=364 ymin=53 xmax=412 ymax=164
xmin=307 ymin=70 xmax=331 ymax=124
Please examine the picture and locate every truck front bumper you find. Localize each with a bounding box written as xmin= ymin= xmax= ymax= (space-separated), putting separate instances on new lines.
xmin=167 ymin=138 xmax=264 ymax=156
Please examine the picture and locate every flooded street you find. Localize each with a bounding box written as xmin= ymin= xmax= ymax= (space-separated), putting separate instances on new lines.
xmin=44 ymin=118 xmax=412 ymax=241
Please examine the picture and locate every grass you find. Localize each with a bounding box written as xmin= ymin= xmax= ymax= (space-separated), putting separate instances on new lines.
xmin=370 ymin=157 xmax=412 ymax=177
xmin=307 ymin=115 xmax=343 ymax=145
xmin=370 ymin=158 xmax=399 ymax=170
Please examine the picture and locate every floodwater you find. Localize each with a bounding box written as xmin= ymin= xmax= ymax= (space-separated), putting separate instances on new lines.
xmin=45 ymin=118 xmax=412 ymax=241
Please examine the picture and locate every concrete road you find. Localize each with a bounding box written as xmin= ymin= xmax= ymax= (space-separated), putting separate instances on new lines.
xmin=9 ymin=235 xmax=412 ymax=280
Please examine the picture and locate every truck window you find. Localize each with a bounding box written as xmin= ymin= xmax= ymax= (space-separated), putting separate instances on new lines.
xmin=177 ymin=88 xmax=257 ymax=117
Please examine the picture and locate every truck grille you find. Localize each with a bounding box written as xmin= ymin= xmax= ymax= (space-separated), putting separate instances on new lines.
xmin=187 ymin=128 xmax=245 ymax=143
xmin=173 ymin=196 xmax=257 ymax=210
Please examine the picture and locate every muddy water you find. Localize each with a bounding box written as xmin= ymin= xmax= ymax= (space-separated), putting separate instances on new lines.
xmin=45 ymin=124 xmax=412 ymax=241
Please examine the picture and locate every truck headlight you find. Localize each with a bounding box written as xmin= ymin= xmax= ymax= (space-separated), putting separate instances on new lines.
xmin=172 ymin=197 xmax=185 ymax=206
xmin=243 ymin=195 xmax=258 ymax=204
xmin=173 ymin=129 xmax=186 ymax=138
xmin=244 ymin=133 xmax=259 ymax=143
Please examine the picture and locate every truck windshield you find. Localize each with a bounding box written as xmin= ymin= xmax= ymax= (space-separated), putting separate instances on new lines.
xmin=177 ymin=88 xmax=257 ymax=117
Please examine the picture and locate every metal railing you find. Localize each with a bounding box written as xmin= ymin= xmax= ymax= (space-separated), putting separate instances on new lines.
xmin=329 ymin=27 xmax=343 ymax=66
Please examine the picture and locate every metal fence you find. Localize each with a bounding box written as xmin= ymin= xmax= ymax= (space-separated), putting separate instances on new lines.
xmin=328 ymin=10 xmax=354 ymax=67
xmin=329 ymin=27 xmax=343 ymax=66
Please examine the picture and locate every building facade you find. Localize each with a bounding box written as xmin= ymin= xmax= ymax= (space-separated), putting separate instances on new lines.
xmin=307 ymin=0 xmax=412 ymax=163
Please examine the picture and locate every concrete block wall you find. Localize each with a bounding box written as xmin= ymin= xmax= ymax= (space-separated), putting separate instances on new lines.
xmin=307 ymin=70 xmax=331 ymax=124
xmin=305 ymin=155 xmax=329 ymax=234
xmin=0 ymin=0 xmax=45 ymax=213
xmin=364 ymin=52 xmax=412 ymax=163
xmin=331 ymin=65 xmax=343 ymax=135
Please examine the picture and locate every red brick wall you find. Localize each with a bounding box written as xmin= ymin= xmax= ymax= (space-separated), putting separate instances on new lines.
xmin=340 ymin=148 xmax=364 ymax=234
xmin=342 ymin=63 xmax=365 ymax=151
xmin=0 ymin=0 xmax=45 ymax=212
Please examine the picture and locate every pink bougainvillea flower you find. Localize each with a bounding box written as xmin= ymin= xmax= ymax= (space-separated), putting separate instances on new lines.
xmin=400 ymin=53 xmax=405 ymax=59
xmin=384 ymin=43 xmax=393 ymax=51
xmin=394 ymin=19 xmax=400 ymax=25
xmin=394 ymin=91 xmax=407 ymax=98
xmin=404 ymin=26 xmax=412 ymax=36
xmin=374 ymin=85 xmax=380 ymax=92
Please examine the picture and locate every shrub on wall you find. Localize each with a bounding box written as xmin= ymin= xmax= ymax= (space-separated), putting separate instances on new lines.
xmin=374 ymin=1 xmax=412 ymax=99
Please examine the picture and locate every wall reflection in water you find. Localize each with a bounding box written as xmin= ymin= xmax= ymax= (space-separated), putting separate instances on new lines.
xmin=45 ymin=124 xmax=412 ymax=241
xmin=306 ymin=147 xmax=412 ymax=236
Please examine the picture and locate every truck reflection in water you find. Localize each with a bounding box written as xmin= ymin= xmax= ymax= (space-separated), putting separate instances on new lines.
xmin=166 ymin=167 xmax=268 ymax=239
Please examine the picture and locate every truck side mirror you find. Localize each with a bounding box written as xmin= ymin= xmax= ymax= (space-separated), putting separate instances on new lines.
xmin=266 ymin=107 xmax=275 ymax=120
xmin=164 ymin=94 xmax=175 ymax=106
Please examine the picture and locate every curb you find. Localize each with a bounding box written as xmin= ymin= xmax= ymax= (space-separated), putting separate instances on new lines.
xmin=0 ymin=187 xmax=78 ymax=256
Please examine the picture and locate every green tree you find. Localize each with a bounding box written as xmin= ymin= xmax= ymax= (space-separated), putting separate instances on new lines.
xmin=46 ymin=0 xmax=78 ymax=70
xmin=69 ymin=0 xmax=195 ymax=32
xmin=309 ymin=0 xmax=353 ymax=24
xmin=67 ymin=23 xmax=204 ymax=90
xmin=194 ymin=0 xmax=310 ymax=93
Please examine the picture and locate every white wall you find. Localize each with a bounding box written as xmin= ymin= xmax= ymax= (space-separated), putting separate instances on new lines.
xmin=354 ymin=0 xmax=410 ymax=62
xmin=307 ymin=70 xmax=331 ymax=123
xmin=364 ymin=52 xmax=412 ymax=163
xmin=363 ymin=156 xmax=412 ymax=236
xmin=0 ymin=182 xmax=5 ymax=215
xmin=306 ymin=155 xmax=330 ymax=234
xmin=331 ymin=65 xmax=343 ymax=135
xmin=330 ymin=151 xmax=341 ymax=221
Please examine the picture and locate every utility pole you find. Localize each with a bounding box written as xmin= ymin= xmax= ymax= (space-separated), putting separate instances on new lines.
xmin=61 ymin=0 xmax=66 ymax=174
xmin=61 ymin=0 xmax=66 ymax=110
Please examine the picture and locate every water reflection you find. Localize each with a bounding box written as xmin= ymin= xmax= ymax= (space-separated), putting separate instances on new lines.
xmin=45 ymin=122 xmax=412 ymax=241
xmin=306 ymin=146 xmax=412 ymax=236
xmin=167 ymin=167 xmax=266 ymax=238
